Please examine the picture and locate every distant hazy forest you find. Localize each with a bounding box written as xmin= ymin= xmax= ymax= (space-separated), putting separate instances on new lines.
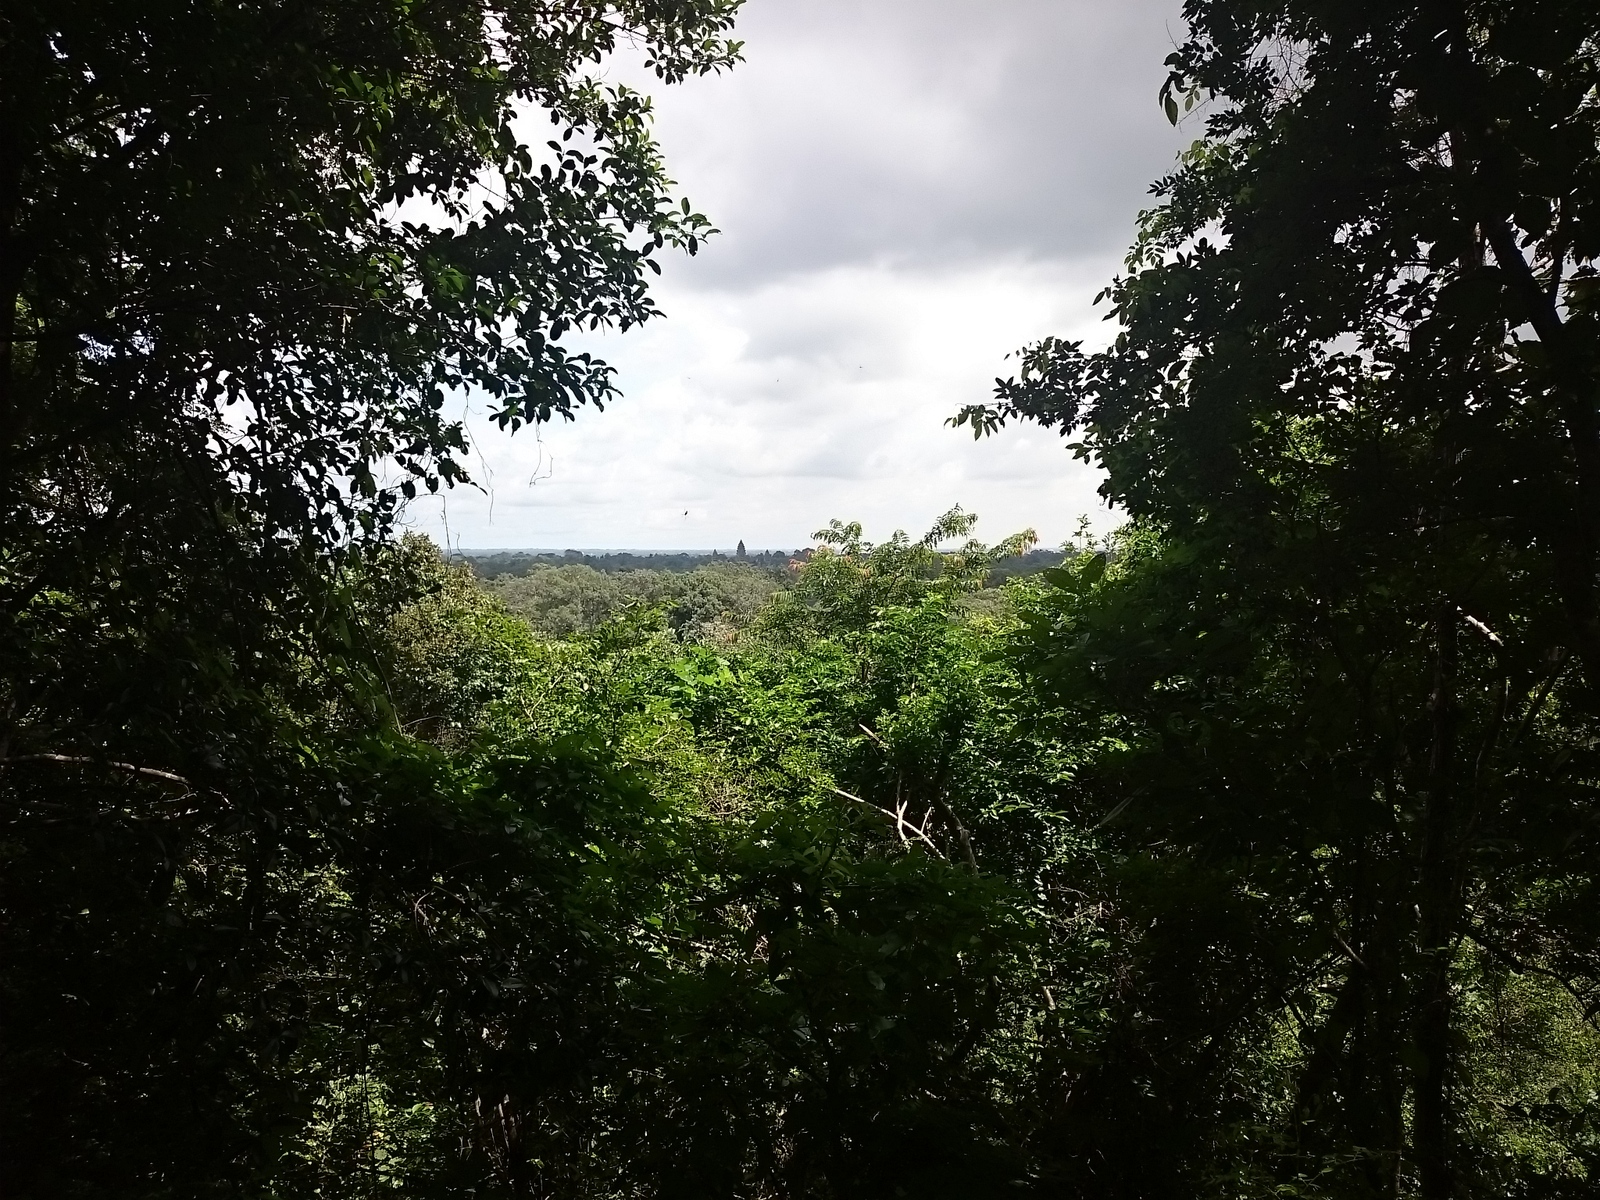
xmin=8 ymin=3 xmax=1600 ymax=1200
xmin=457 ymin=546 xmax=1069 ymax=638
xmin=459 ymin=547 xmax=808 ymax=576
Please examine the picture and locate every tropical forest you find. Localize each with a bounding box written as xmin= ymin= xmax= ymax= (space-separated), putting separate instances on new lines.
xmin=5 ymin=2 xmax=1600 ymax=1198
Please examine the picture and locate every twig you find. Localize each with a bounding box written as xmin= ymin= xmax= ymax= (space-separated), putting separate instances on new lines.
xmin=1091 ymin=793 xmax=1138 ymax=830
xmin=1459 ymin=609 xmax=1503 ymax=646
xmin=1466 ymin=929 xmax=1600 ymax=1031
xmin=829 ymin=787 xmax=942 ymax=855
xmin=1 ymin=753 xmax=192 ymax=789
xmin=1330 ymin=927 xmax=1367 ymax=970
xmin=1508 ymin=648 xmax=1569 ymax=751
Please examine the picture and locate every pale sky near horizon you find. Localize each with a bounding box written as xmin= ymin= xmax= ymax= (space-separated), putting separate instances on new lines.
xmin=410 ymin=0 xmax=1190 ymax=552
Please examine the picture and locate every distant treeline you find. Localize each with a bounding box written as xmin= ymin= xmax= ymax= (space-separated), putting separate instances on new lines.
xmin=484 ymin=561 xmax=786 ymax=640
xmin=986 ymin=547 xmax=1067 ymax=581
xmin=455 ymin=548 xmax=805 ymax=577
xmin=455 ymin=545 xmax=1067 ymax=582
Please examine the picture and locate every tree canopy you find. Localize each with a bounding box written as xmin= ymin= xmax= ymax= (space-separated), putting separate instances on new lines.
xmin=3 ymin=0 xmax=740 ymax=538
xmin=9 ymin=2 xmax=1600 ymax=1198
xmin=956 ymin=2 xmax=1600 ymax=1195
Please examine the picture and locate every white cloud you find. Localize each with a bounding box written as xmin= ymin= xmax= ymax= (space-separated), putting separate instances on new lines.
xmin=410 ymin=0 xmax=1189 ymax=550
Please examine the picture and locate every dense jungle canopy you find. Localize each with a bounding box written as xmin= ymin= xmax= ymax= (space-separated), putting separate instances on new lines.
xmin=4 ymin=2 xmax=1600 ymax=1198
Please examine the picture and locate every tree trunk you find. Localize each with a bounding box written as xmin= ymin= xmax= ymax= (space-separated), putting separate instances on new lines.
xmin=1481 ymin=217 xmax=1600 ymax=686
xmin=1415 ymin=603 xmax=1459 ymax=1200
xmin=0 ymin=112 xmax=23 ymax=474
xmin=1426 ymin=4 xmax=1600 ymax=684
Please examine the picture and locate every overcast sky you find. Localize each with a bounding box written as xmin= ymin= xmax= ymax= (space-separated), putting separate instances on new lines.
xmin=413 ymin=0 xmax=1189 ymax=551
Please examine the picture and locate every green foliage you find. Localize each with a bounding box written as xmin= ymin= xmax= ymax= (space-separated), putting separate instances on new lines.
xmin=1 ymin=506 xmax=1090 ymax=1197
xmin=3 ymin=0 xmax=743 ymax=543
xmin=461 ymin=546 xmax=806 ymax=576
xmin=486 ymin=559 xmax=785 ymax=640
xmin=759 ymin=505 xmax=1037 ymax=643
xmin=0 ymin=4 xmax=750 ymax=1195
xmin=953 ymin=3 xmax=1600 ymax=1197
xmin=332 ymin=520 xmax=1090 ymax=1197
xmin=376 ymin=537 xmax=547 ymax=742
xmin=13 ymin=2 xmax=1600 ymax=1197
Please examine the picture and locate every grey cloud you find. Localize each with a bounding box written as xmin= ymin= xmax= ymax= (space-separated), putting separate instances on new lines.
xmin=634 ymin=0 xmax=1190 ymax=287
xmin=420 ymin=4 xmax=1181 ymax=549
xmin=737 ymin=311 xmax=898 ymax=374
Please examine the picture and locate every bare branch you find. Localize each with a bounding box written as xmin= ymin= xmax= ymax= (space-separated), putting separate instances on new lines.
xmin=1330 ymin=926 xmax=1367 ymax=970
xmin=1508 ymin=649 xmax=1569 ymax=752
xmin=927 ymin=790 xmax=979 ymax=872
xmin=1459 ymin=610 xmax=1502 ymax=647
xmin=829 ymin=786 xmax=942 ymax=855
xmin=2 ymin=753 xmax=192 ymax=789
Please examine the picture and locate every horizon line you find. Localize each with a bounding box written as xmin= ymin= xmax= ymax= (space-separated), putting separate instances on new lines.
xmin=447 ymin=547 xmax=812 ymax=555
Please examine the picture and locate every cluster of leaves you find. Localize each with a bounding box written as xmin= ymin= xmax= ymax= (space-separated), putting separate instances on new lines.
xmin=759 ymin=506 xmax=1037 ymax=643
xmin=15 ymin=490 xmax=1600 ymax=1197
xmin=0 ymin=7 xmax=746 ymax=1014
xmin=3 ymin=0 xmax=743 ymax=541
xmin=358 ymin=503 xmax=1600 ymax=1198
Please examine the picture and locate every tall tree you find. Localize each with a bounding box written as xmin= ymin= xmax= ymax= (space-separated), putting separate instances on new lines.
xmin=0 ymin=4 xmax=741 ymax=1195
xmin=0 ymin=0 xmax=739 ymax=538
xmin=959 ymin=2 xmax=1600 ymax=1195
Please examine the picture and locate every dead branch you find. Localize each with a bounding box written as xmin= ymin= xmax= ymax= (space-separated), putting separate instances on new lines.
xmin=1 ymin=752 xmax=193 ymax=789
xmin=829 ymin=786 xmax=942 ymax=855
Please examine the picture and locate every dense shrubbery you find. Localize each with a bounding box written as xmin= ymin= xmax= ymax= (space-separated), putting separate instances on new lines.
xmin=295 ymin=514 xmax=1091 ymax=1198
xmin=204 ymin=510 xmax=1594 ymax=1198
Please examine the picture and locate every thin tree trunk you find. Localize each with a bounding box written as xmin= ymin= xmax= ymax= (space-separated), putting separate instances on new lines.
xmin=1424 ymin=3 xmax=1600 ymax=683
xmin=0 ymin=112 xmax=24 ymax=479
xmin=1481 ymin=218 xmax=1600 ymax=685
xmin=1415 ymin=602 xmax=1459 ymax=1200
